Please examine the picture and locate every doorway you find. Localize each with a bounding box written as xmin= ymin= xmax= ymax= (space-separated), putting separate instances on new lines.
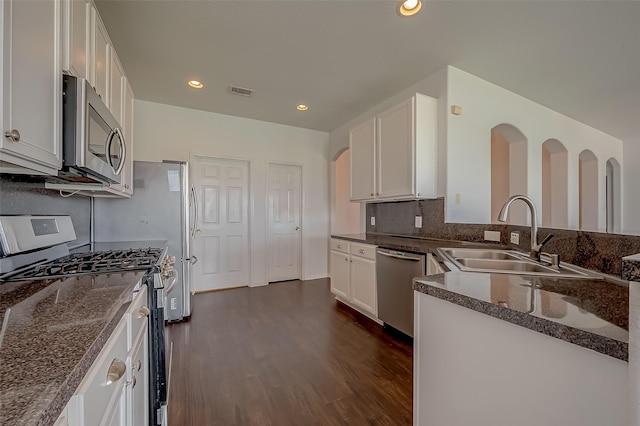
xmin=267 ymin=163 xmax=302 ymax=282
xmin=191 ymin=155 xmax=250 ymax=291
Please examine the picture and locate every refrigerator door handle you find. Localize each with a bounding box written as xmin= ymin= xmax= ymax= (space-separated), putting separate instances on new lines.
xmin=190 ymin=184 xmax=199 ymax=240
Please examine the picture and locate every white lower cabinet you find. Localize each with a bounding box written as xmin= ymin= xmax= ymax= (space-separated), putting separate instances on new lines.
xmin=66 ymin=286 xmax=149 ymax=426
xmin=329 ymin=238 xmax=378 ymax=318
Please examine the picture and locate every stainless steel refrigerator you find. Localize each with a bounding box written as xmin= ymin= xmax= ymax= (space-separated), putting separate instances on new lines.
xmin=94 ymin=160 xmax=195 ymax=322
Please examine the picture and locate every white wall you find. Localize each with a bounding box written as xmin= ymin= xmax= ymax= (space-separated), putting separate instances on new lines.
xmin=134 ymin=100 xmax=330 ymax=286
xmin=332 ymin=150 xmax=361 ymax=234
xmin=624 ymin=140 xmax=640 ymax=235
xmin=446 ymin=67 xmax=624 ymax=231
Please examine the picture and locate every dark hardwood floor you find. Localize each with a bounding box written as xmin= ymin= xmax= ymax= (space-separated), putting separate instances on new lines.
xmin=166 ymin=278 xmax=413 ymax=425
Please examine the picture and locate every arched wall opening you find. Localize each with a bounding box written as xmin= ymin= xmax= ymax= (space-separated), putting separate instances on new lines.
xmin=606 ymin=157 xmax=621 ymax=233
xmin=579 ymin=150 xmax=598 ymax=231
xmin=491 ymin=124 xmax=528 ymax=225
xmin=541 ymin=139 xmax=568 ymax=228
xmin=332 ymin=148 xmax=361 ymax=234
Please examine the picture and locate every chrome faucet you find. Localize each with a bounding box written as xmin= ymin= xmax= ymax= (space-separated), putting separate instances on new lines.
xmin=497 ymin=195 xmax=553 ymax=262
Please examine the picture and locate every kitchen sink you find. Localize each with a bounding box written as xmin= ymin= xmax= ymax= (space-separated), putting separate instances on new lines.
xmin=440 ymin=248 xmax=521 ymax=261
xmin=437 ymin=248 xmax=603 ymax=279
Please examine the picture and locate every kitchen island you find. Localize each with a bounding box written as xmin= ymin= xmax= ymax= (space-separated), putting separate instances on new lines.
xmin=332 ymin=233 xmax=631 ymax=426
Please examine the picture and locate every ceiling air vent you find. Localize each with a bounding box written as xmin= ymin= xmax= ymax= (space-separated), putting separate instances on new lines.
xmin=227 ymin=85 xmax=254 ymax=97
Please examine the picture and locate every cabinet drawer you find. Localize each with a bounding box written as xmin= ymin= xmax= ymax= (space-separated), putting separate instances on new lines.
xmin=69 ymin=317 xmax=128 ymax=425
xmin=128 ymin=284 xmax=149 ymax=349
xmin=330 ymin=238 xmax=350 ymax=254
xmin=350 ymin=243 xmax=377 ymax=260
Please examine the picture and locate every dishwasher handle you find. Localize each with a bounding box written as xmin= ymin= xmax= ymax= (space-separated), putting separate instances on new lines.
xmin=377 ymin=250 xmax=422 ymax=261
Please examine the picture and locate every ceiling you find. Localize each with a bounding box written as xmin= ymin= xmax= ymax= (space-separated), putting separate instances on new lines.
xmin=95 ymin=0 xmax=640 ymax=143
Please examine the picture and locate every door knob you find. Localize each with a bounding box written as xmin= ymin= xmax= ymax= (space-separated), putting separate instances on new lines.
xmin=4 ymin=129 xmax=20 ymax=142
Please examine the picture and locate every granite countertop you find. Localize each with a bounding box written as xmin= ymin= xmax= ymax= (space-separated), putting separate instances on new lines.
xmin=332 ymin=233 xmax=629 ymax=361
xmin=331 ymin=233 xmax=505 ymax=253
xmin=0 ymin=239 xmax=167 ymax=425
xmin=0 ymin=273 xmax=144 ymax=425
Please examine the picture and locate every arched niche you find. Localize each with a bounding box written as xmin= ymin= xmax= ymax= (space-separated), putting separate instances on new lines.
xmin=333 ymin=148 xmax=361 ymax=234
xmin=541 ymin=139 xmax=568 ymax=228
xmin=491 ymin=124 xmax=528 ymax=225
xmin=578 ymin=150 xmax=598 ymax=231
xmin=606 ymin=157 xmax=621 ymax=233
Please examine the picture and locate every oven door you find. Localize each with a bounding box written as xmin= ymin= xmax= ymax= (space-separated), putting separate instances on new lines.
xmin=146 ymin=268 xmax=168 ymax=426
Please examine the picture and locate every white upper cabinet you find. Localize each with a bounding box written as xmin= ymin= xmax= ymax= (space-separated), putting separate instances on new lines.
xmin=349 ymin=118 xmax=376 ymax=201
xmin=109 ymin=50 xmax=125 ymax=126
xmin=62 ymin=0 xmax=89 ymax=80
xmin=349 ymin=93 xmax=438 ymax=202
xmin=91 ymin=5 xmax=110 ymax=104
xmin=0 ymin=0 xmax=62 ymax=175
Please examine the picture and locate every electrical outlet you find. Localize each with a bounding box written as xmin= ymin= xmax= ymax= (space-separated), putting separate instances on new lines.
xmin=370 ymin=216 xmax=376 ymax=226
xmin=484 ymin=230 xmax=501 ymax=242
xmin=510 ymin=232 xmax=520 ymax=245
xmin=415 ymin=216 xmax=423 ymax=228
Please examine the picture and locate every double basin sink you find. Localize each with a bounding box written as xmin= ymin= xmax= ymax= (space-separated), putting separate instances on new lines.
xmin=437 ymin=248 xmax=603 ymax=279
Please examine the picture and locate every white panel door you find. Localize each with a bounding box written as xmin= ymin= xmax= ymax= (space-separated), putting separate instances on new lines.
xmin=192 ymin=156 xmax=249 ymax=291
xmin=267 ymin=163 xmax=301 ymax=282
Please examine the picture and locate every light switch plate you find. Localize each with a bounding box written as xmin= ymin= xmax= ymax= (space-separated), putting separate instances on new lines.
xmin=370 ymin=216 xmax=375 ymax=226
xmin=510 ymin=232 xmax=520 ymax=245
xmin=415 ymin=216 xmax=423 ymax=228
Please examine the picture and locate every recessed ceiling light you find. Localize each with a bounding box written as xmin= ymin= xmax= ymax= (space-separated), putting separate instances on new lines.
xmin=399 ymin=0 xmax=422 ymax=16
xmin=297 ymin=104 xmax=309 ymax=111
xmin=188 ymin=80 xmax=203 ymax=89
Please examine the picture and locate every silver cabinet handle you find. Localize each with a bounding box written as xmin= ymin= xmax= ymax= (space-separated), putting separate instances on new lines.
xmin=295 ymin=226 xmax=300 ymax=231
xmin=138 ymin=306 xmax=150 ymax=318
xmin=337 ymin=244 xmax=342 ymax=249
xmin=134 ymin=360 xmax=142 ymax=371
xmin=106 ymin=358 xmax=126 ymax=385
xmin=189 ymin=255 xmax=198 ymax=265
xmin=4 ymin=129 xmax=20 ymax=142
xmin=359 ymin=249 xmax=365 ymax=254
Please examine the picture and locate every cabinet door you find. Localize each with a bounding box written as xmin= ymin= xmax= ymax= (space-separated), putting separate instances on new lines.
xmin=110 ymin=49 xmax=125 ymax=126
xmin=377 ymin=97 xmax=414 ymax=199
xmin=91 ymin=6 xmax=110 ymax=104
xmin=349 ymin=118 xmax=376 ymax=201
xmin=350 ymin=256 xmax=377 ymax=316
xmin=128 ymin=329 xmax=149 ymax=426
xmin=120 ymin=81 xmax=134 ymax=195
xmin=330 ymin=250 xmax=350 ymax=300
xmin=1 ymin=0 xmax=62 ymax=174
xmin=62 ymin=0 xmax=88 ymax=79
xmin=102 ymin=383 xmax=127 ymax=426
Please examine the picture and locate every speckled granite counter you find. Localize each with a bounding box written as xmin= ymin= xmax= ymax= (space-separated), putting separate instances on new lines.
xmin=332 ymin=233 xmax=504 ymax=253
xmin=622 ymin=253 xmax=640 ymax=281
xmin=0 ymin=273 xmax=144 ymax=425
xmin=0 ymin=240 xmax=167 ymax=425
xmin=414 ymin=273 xmax=628 ymax=360
xmin=332 ymin=233 xmax=630 ymax=361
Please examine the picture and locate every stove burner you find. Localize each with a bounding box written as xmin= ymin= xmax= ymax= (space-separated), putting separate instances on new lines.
xmin=1 ymin=248 xmax=164 ymax=281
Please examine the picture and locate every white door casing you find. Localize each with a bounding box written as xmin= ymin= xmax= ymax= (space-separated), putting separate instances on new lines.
xmin=267 ymin=163 xmax=302 ymax=282
xmin=191 ymin=155 xmax=250 ymax=291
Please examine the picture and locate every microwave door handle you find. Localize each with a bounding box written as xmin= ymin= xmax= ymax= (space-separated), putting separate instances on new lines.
xmin=113 ymin=128 xmax=126 ymax=175
xmin=105 ymin=129 xmax=116 ymax=170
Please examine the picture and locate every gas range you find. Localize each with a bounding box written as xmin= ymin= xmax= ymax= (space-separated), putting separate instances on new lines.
xmin=1 ymin=247 xmax=164 ymax=282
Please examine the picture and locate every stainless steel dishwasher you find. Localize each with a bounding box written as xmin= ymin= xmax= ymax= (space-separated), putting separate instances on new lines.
xmin=376 ymin=248 xmax=425 ymax=338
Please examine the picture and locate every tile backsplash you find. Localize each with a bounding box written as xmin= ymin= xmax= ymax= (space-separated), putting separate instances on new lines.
xmin=0 ymin=175 xmax=91 ymax=247
xmin=366 ymin=198 xmax=640 ymax=278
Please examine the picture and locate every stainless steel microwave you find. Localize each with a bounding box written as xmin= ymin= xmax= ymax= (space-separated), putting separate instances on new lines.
xmin=59 ymin=75 xmax=126 ymax=184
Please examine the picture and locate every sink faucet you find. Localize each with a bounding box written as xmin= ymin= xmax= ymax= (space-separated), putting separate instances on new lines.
xmin=497 ymin=195 xmax=553 ymax=262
